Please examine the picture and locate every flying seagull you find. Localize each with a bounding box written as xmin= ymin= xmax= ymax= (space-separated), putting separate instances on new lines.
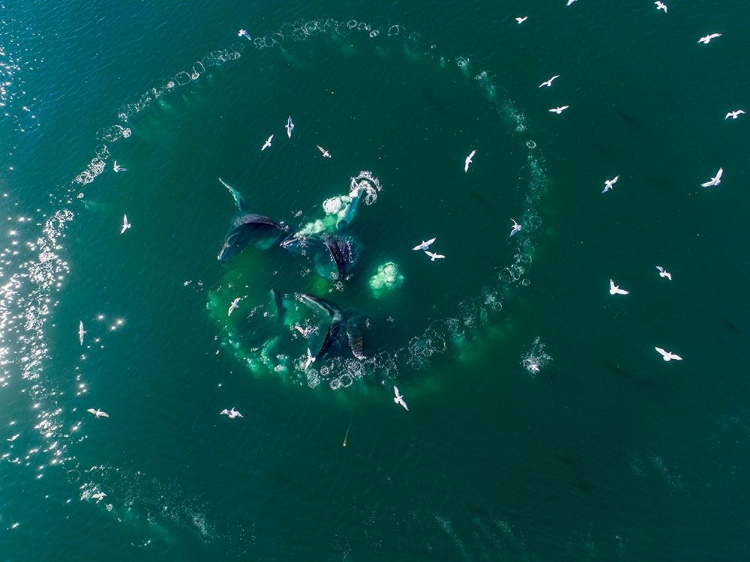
xmin=220 ymin=407 xmax=243 ymax=419
xmin=393 ymin=386 xmax=409 ymax=411
xmin=261 ymin=134 xmax=273 ymax=151
xmin=539 ymin=75 xmax=560 ymax=88
xmin=516 ymin=16 xmax=528 ymax=24
xmin=698 ymin=33 xmax=721 ymax=44
xmin=655 ymin=347 xmax=682 ymax=361
xmin=464 ymin=150 xmax=476 ymax=173
xmin=412 ymin=238 xmax=436 ymax=251
xmin=725 ymin=110 xmax=745 ymax=120
xmin=510 ymin=219 xmax=522 ymax=237
xmin=285 ymin=116 xmax=294 ymax=138
xmin=120 ymin=214 xmax=131 ymax=234
xmin=655 ymin=1 xmax=668 ymax=13
xmin=87 ymin=408 xmax=109 ymax=418
xmin=303 ymin=348 xmax=315 ymax=370
xmin=701 ymin=168 xmax=723 ymax=187
xmin=602 ymin=175 xmax=619 ymax=193
xmin=317 ymin=145 xmax=331 ymax=158
xmin=113 ymin=161 xmax=127 ymax=173
xmin=228 ymin=297 xmax=241 ymax=316
xmin=424 ymin=251 xmax=445 ymax=261
xmin=238 ymin=29 xmax=252 ymax=40
xmin=656 ymin=266 xmax=672 ymax=280
xmin=549 ymin=106 xmax=569 ymax=114
xmin=78 ymin=321 xmax=86 ymax=346
xmin=90 ymin=492 xmax=107 ymax=503
xmin=609 ymin=279 xmax=629 ymax=295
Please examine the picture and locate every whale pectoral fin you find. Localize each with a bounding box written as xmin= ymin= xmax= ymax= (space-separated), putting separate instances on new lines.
xmin=219 ymin=178 xmax=247 ymax=213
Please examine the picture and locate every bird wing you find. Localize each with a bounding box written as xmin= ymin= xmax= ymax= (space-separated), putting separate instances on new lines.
xmin=220 ymin=409 xmax=229 ymax=415
xmin=87 ymin=408 xmax=96 ymax=415
xmin=715 ymin=168 xmax=723 ymax=180
xmin=394 ymin=386 xmax=400 ymax=398
xmin=655 ymin=347 xmax=667 ymax=357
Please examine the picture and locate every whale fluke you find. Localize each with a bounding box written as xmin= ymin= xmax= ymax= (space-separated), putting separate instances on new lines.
xmin=218 ymin=214 xmax=288 ymax=262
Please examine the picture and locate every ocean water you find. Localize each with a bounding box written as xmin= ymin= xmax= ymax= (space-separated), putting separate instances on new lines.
xmin=1 ymin=1 xmax=749 ymax=561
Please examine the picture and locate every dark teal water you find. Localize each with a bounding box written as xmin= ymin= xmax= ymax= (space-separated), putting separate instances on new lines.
xmin=2 ymin=2 xmax=749 ymax=560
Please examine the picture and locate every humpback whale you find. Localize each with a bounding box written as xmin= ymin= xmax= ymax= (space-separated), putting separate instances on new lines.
xmin=281 ymin=233 xmax=361 ymax=281
xmin=217 ymin=214 xmax=288 ymax=262
xmin=297 ymin=293 xmax=365 ymax=361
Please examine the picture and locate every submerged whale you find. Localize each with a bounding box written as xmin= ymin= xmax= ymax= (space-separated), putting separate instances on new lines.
xmin=298 ymin=293 xmax=365 ymax=361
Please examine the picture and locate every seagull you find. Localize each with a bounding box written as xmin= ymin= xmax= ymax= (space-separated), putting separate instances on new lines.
xmin=539 ymin=75 xmax=560 ymax=88
xmin=113 ymin=161 xmax=127 ymax=173
xmin=285 ymin=116 xmax=294 ymax=138
xmin=220 ymin=407 xmax=243 ymax=419
xmin=510 ymin=219 xmax=522 ymax=237
xmin=424 ymin=251 xmax=445 ymax=261
xmin=412 ymin=238 xmax=436 ymax=251
xmin=78 ymin=321 xmax=86 ymax=346
xmin=655 ymin=1 xmax=668 ymax=12
xmin=238 ymin=29 xmax=252 ymax=40
xmin=228 ymin=297 xmax=241 ymax=316
xmin=90 ymin=492 xmax=107 ymax=503
xmin=464 ymin=150 xmax=476 ymax=173
xmin=655 ymin=347 xmax=682 ymax=361
xmin=303 ymin=348 xmax=315 ymax=370
xmin=656 ymin=266 xmax=672 ymax=280
xmin=602 ymin=175 xmax=619 ymax=193
xmin=294 ymin=324 xmax=317 ymax=338
xmin=549 ymin=106 xmax=569 ymax=114
xmin=87 ymin=408 xmax=109 ymax=418
xmin=515 ymin=17 xmax=528 ymax=24
xmin=393 ymin=386 xmax=409 ymax=411
xmin=609 ymin=279 xmax=629 ymax=295
xmin=120 ymin=214 xmax=131 ymax=234
xmin=698 ymin=33 xmax=721 ymax=44
xmin=701 ymin=168 xmax=723 ymax=187
xmin=261 ymin=134 xmax=273 ymax=151
xmin=725 ymin=110 xmax=745 ymax=120
xmin=317 ymin=145 xmax=331 ymax=158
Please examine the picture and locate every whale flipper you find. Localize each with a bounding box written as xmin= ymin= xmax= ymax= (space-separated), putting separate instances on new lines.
xmin=218 ymin=214 xmax=288 ymax=262
xmin=219 ymin=178 xmax=248 ymax=213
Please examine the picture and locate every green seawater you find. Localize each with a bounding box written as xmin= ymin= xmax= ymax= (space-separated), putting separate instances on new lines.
xmin=1 ymin=2 xmax=749 ymax=561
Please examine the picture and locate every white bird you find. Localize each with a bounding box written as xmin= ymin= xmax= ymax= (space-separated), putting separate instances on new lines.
xmin=655 ymin=1 xmax=667 ymax=13
xmin=285 ymin=116 xmax=294 ymax=138
xmin=464 ymin=150 xmax=476 ymax=173
xmin=120 ymin=214 xmax=131 ymax=234
xmin=701 ymin=168 xmax=723 ymax=187
xmin=602 ymin=175 xmax=620 ymax=193
xmin=303 ymin=348 xmax=315 ymax=370
xmin=655 ymin=347 xmax=682 ymax=361
xmin=698 ymin=33 xmax=721 ymax=44
xmin=91 ymin=491 xmax=107 ymax=503
xmin=656 ymin=266 xmax=672 ymax=280
xmin=510 ymin=219 xmax=522 ymax=237
xmin=220 ymin=407 xmax=243 ymax=419
xmin=238 ymin=29 xmax=252 ymax=40
xmin=317 ymin=145 xmax=331 ymax=158
xmin=412 ymin=238 xmax=436 ymax=251
xmin=566 ymin=0 xmax=577 ymax=5
xmin=261 ymin=134 xmax=273 ymax=151
xmin=87 ymin=408 xmax=109 ymax=418
xmin=393 ymin=386 xmax=409 ymax=411
xmin=609 ymin=279 xmax=629 ymax=295
xmin=424 ymin=251 xmax=445 ymax=261
xmin=516 ymin=16 xmax=528 ymax=24
xmin=549 ymin=106 xmax=569 ymax=114
xmin=725 ymin=110 xmax=745 ymax=120
xmin=539 ymin=75 xmax=560 ymax=88
xmin=228 ymin=297 xmax=241 ymax=316
xmin=113 ymin=161 xmax=127 ymax=173
xmin=78 ymin=321 xmax=86 ymax=346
